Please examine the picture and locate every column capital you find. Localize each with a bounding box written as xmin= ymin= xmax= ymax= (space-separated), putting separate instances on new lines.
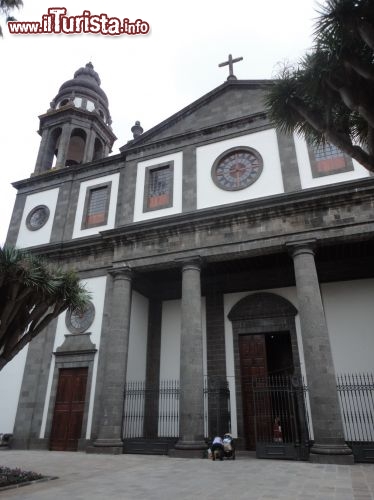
xmin=285 ymin=239 xmax=316 ymax=258
xmin=175 ymin=255 xmax=203 ymax=272
xmin=109 ymin=264 xmax=132 ymax=281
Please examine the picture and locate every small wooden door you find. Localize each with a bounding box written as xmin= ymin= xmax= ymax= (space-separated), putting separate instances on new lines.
xmin=239 ymin=335 xmax=267 ymax=450
xmin=50 ymin=367 xmax=88 ymax=451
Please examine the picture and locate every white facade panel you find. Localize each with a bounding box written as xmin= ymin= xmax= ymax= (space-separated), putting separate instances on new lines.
xmin=294 ymin=134 xmax=370 ymax=189
xmin=126 ymin=291 xmax=149 ymax=382
xmin=133 ymin=152 xmax=183 ymax=222
xmin=196 ymin=129 xmax=285 ymax=210
xmin=72 ymin=173 xmax=119 ymax=239
xmin=39 ymin=275 xmax=107 ymax=439
xmin=160 ymin=300 xmax=181 ymax=380
xmin=159 ymin=298 xmax=207 ymax=381
xmin=321 ymin=279 xmax=374 ymax=373
xmin=16 ymin=188 xmax=59 ymax=248
xmin=0 ymin=345 xmax=28 ymax=433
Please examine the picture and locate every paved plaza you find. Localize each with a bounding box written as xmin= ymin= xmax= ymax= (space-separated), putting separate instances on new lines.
xmin=0 ymin=450 xmax=373 ymax=499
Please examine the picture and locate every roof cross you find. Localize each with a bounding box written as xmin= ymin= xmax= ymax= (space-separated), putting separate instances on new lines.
xmin=218 ymin=54 xmax=243 ymax=81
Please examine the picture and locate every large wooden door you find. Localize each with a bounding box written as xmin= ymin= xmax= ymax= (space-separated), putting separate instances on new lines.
xmin=239 ymin=335 xmax=267 ymax=450
xmin=50 ymin=367 xmax=88 ymax=451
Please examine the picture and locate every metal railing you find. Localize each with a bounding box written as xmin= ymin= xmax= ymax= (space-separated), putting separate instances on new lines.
xmin=123 ymin=378 xmax=230 ymax=440
xmin=337 ymin=373 xmax=374 ymax=443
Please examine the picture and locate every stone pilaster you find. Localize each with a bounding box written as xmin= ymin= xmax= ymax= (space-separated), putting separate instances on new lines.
xmin=93 ymin=266 xmax=132 ymax=454
xmin=289 ymin=242 xmax=353 ymax=463
xmin=173 ymin=259 xmax=206 ymax=457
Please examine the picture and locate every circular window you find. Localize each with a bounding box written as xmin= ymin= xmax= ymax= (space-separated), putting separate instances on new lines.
xmin=65 ymin=301 xmax=95 ymax=334
xmin=211 ymin=147 xmax=263 ymax=191
xmin=26 ymin=205 xmax=50 ymax=231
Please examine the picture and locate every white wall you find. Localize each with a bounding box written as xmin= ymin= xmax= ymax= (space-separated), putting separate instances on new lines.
xmin=159 ymin=298 xmax=207 ymax=380
xmin=160 ymin=300 xmax=181 ymax=380
xmin=133 ymin=152 xmax=183 ymax=222
xmin=294 ymin=134 xmax=370 ymax=189
xmin=321 ymin=279 xmax=374 ymax=373
xmin=16 ymin=188 xmax=59 ymax=248
xmin=72 ymin=173 xmax=119 ymax=239
xmin=0 ymin=345 xmax=28 ymax=433
xmin=126 ymin=291 xmax=149 ymax=382
xmin=39 ymin=275 xmax=107 ymax=439
xmin=196 ymin=129 xmax=284 ymax=210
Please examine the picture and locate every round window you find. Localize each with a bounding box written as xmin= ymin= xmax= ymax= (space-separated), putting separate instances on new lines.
xmin=211 ymin=147 xmax=263 ymax=191
xmin=25 ymin=205 xmax=50 ymax=231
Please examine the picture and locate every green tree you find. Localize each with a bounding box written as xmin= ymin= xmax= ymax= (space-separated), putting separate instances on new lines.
xmin=265 ymin=0 xmax=374 ymax=172
xmin=0 ymin=0 xmax=23 ymax=37
xmin=0 ymin=246 xmax=90 ymax=370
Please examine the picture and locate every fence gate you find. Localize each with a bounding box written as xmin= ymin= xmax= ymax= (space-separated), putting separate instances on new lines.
xmin=252 ymin=375 xmax=310 ymax=460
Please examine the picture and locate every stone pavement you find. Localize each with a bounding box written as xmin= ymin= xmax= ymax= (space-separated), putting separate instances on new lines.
xmin=0 ymin=450 xmax=373 ymax=500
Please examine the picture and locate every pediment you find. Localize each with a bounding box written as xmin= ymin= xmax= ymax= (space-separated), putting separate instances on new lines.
xmin=120 ymin=80 xmax=272 ymax=151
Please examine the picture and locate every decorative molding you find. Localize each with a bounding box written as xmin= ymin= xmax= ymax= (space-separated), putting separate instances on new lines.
xmin=228 ymin=292 xmax=297 ymax=321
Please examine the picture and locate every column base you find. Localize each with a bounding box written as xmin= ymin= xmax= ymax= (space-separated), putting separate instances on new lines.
xmin=89 ymin=438 xmax=123 ymax=455
xmin=169 ymin=439 xmax=207 ymax=458
xmin=310 ymin=443 xmax=354 ymax=464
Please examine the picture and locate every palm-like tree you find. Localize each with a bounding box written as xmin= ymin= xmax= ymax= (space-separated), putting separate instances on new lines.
xmin=265 ymin=0 xmax=374 ymax=172
xmin=0 ymin=0 xmax=23 ymax=37
xmin=0 ymin=246 xmax=90 ymax=370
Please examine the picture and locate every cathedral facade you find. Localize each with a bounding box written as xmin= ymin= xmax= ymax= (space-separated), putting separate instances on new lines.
xmin=1 ymin=62 xmax=374 ymax=463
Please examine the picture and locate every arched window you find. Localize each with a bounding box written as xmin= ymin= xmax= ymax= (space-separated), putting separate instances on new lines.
xmin=93 ymin=138 xmax=104 ymax=161
xmin=66 ymin=128 xmax=86 ymax=166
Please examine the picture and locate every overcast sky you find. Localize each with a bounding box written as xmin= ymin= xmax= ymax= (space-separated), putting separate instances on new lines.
xmin=0 ymin=0 xmax=317 ymax=245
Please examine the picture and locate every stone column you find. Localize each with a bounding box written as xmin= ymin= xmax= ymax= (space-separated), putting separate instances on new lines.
xmin=55 ymin=123 xmax=72 ymax=168
xmin=173 ymin=259 xmax=206 ymax=457
xmin=289 ymin=242 xmax=353 ymax=463
xmin=34 ymin=128 xmax=51 ymax=174
xmin=83 ymin=128 xmax=96 ymax=163
xmin=93 ymin=266 xmax=132 ymax=454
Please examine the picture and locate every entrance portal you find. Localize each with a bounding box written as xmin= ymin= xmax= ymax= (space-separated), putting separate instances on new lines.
xmin=239 ymin=332 xmax=294 ymax=450
xmin=50 ymin=367 xmax=88 ymax=451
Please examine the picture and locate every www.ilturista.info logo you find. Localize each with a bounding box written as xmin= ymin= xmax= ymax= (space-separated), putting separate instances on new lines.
xmin=7 ymin=8 xmax=150 ymax=36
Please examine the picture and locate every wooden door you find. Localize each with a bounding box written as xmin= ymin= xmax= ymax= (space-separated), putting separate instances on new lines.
xmin=239 ymin=335 xmax=267 ymax=449
xmin=50 ymin=367 xmax=88 ymax=451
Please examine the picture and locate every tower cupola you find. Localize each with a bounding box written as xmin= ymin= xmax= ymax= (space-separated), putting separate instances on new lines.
xmin=34 ymin=63 xmax=116 ymax=174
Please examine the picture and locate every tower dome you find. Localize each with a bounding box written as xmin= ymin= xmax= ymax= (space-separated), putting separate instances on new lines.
xmin=51 ymin=62 xmax=111 ymax=125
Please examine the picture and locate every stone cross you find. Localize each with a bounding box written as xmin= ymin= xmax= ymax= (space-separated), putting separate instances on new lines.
xmin=218 ymin=54 xmax=243 ymax=80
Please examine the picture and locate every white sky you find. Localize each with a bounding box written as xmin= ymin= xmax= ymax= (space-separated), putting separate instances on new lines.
xmin=0 ymin=0 xmax=317 ymax=244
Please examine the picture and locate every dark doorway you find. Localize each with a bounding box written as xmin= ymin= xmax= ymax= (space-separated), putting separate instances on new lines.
xmin=265 ymin=332 xmax=294 ymax=376
xmin=239 ymin=332 xmax=294 ymax=450
xmin=50 ymin=367 xmax=88 ymax=451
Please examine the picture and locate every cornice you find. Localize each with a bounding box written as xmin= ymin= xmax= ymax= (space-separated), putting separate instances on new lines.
xmin=101 ymin=177 xmax=374 ymax=244
xmin=22 ymin=176 xmax=374 ymax=262
xmin=12 ymin=154 xmax=123 ymax=190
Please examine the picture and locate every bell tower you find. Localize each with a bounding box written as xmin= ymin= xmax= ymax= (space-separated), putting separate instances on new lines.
xmin=34 ymin=62 xmax=116 ymax=174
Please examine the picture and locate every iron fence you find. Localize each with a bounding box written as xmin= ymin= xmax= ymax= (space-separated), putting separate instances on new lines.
xmin=123 ymin=378 xmax=230 ymax=440
xmin=337 ymin=373 xmax=374 ymax=462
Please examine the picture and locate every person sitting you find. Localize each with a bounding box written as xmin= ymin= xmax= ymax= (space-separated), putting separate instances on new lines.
xmin=211 ymin=435 xmax=224 ymax=460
